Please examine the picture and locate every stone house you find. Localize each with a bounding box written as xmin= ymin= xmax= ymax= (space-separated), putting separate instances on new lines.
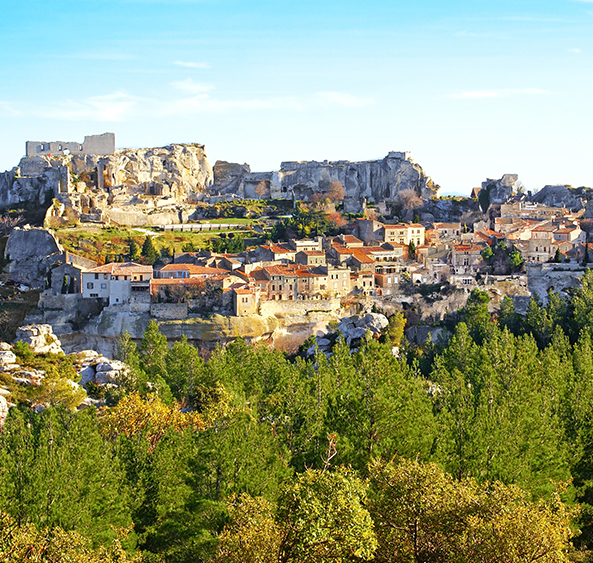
xmin=350 ymin=271 xmax=374 ymax=295
xmin=295 ymin=250 xmax=326 ymax=266
xmin=334 ymin=234 xmax=364 ymax=248
xmin=157 ymin=263 xmax=228 ymax=279
xmin=383 ymin=223 xmax=425 ymax=247
xmin=82 ymin=262 xmax=153 ymax=305
xmin=233 ymin=287 xmax=259 ymax=316
xmin=433 ymin=222 xmax=462 ymax=239
xmin=355 ymin=218 xmax=385 ymax=244
xmin=289 ymin=237 xmax=323 ymax=252
xmin=451 ymin=244 xmax=485 ymax=274
xmin=257 ymin=243 xmax=296 ymax=262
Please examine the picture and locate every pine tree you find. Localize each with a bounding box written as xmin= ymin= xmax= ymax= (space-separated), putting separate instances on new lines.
xmin=141 ymin=236 xmax=158 ymax=264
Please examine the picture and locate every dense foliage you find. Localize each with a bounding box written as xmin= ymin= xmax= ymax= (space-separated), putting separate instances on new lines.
xmin=8 ymin=273 xmax=593 ymax=560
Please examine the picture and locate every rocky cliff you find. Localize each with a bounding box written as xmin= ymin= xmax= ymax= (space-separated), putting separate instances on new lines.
xmin=1 ymin=142 xmax=439 ymax=226
xmin=214 ymin=151 xmax=439 ymax=210
xmin=1 ymin=144 xmax=214 ymax=227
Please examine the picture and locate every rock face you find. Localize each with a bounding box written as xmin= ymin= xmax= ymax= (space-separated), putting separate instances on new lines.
xmin=531 ymin=185 xmax=586 ymax=211
xmin=4 ymin=227 xmax=62 ymax=289
xmin=307 ymin=312 xmax=390 ymax=357
xmin=1 ymin=143 xmax=214 ymax=227
xmin=2 ymin=141 xmax=439 ymax=225
xmin=480 ymin=174 xmax=521 ymax=205
xmin=15 ymin=324 xmax=63 ymax=354
xmin=213 ymin=151 xmax=439 ymax=206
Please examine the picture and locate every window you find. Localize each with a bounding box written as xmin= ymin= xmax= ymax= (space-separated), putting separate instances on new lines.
xmin=90 ymin=293 xmax=98 ymax=297
xmin=272 ymin=285 xmax=275 ymax=291
xmin=101 ymin=283 xmax=106 ymax=289
xmin=87 ymin=282 xmax=94 ymax=289
xmin=58 ymin=145 xmax=62 ymax=151
xmin=94 ymin=273 xmax=99 ymax=279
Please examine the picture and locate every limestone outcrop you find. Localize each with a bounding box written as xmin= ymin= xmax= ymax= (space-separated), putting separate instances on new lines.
xmin=2 ymin=139 xmax=440 ymax=225
xmin=1 ymin=143 xmax=214 ymax=227
xmin=306 ymin=312 xmax=390 ymax=357
xmin=480 ymin=174 xmax=521 ymax=206
xmin=4 ymin=227 xmax=62 ymax=289
xmin=531 ymin=185 xmax=587 ymax=211
xmin=15 ymin=324 xmax=63 ymax=354
xmin=213 ymin=152 xmax=439 ymax=208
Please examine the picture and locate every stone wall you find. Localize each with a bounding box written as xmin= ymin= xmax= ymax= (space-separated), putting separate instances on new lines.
xmin=150 ymin=303 xmax=188 ymax=319
xmin=26 ymin=133 xmax=115 ymax=158
xmin=259 ymin=298 xmax=341 ymax=317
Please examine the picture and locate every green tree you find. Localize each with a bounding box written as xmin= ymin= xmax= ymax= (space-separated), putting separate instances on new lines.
xmin=213 ymin=494 xmax=281 ymax=563
xmin=481 ymin=245 xmax=494 ymax=261
xmin=510 ymin=248 xmax=524 ymax=270
xmin=408 ymin=239 xmax=416 ymax=260
xmin=140 ymin=321 xmax=172 ymax=402
xmin=367 ymin=457 xmax=574 ymax=563
xmin=141 ymin=236 xmax=158 ymax=264
xmin=128 ymin=239 xmax=141 ymax=261
xmin=0 ymin=407 xmax=133 ymax=546
xmin=458 ymin=288 xmax=492 ymax=343
xmin=277 ymin=467 xmax=377 ymax=563
xmin=322 ymin=337 xmax=435 ymax=470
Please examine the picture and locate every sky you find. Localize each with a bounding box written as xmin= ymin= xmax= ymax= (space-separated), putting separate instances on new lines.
xmin=0 ymin=0 xmax=592 ymax=195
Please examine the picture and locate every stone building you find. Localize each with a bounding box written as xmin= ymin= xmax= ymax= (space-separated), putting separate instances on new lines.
xmin=26 ymin=133 xmax=115 ymax=158
xmin=82 ymin=262 xmax=152 ymax=305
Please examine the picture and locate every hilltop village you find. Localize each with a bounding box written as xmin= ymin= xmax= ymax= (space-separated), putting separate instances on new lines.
xmin=1 ymin=133 xmax=592 ymax=353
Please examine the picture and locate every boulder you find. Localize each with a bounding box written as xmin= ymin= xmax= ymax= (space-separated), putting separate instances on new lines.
xmin=95 ymin=369 xmax=119 ymax=385
xmin=95 ymin=359 xmax=126 ymax=372
xmin=15 ymin=324 xmax=63 ymax=355
xmin=0 ymin=350 xmax=17 ymax=366
xmin=77 ymin=366 xmax=96 ymax=388
xmin=0 ymin=396 xmax=8 ymax=429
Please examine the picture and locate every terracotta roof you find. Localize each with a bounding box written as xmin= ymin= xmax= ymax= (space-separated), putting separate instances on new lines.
xmin=160 ymin=264 xmax=228 ymax=276
xmin=555 ymin=227 xmax=578 ymax=234
xmin=87 ymin=262 xmax=153 ymax=275
xmin=233 ymin=288 xmax=253 ymax=295
xmin=532 ymin=224 xmax=556 ymax=232
xmin=384 ymin=223 xmax=424 ymax=230
xmin=331 ymin=243 xmax=354 ymax=254
xmin=351 ymin=250 xmax=375 ymax=263
xmin=454 ymin=244 xmax=484 ymax=252
xmin=297 ymin=250 xmax=325 ymax=256
xmin=249 ymin=268 xmax=269 ymax=282
xmin=151 ymin=278 xmax=207 ymax=287
xmin=340 ymin=235 xmax=363 ymax=243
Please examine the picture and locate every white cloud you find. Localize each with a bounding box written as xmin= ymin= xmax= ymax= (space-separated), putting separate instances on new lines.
xmin=316 ymin=92 xmax=375 ymax=108
xmin=36 ymin=92 xmax=139 ymax=122
xmin=16 ymin=85 xmax=373 ymax=122
xmin=0 ymin=102 xmax=21 ymax=117
xmin=170 ymin=79 xmax=214 ymax=94
xmin=174 ymin=60 xmax=210 ymax=69
xmin=451 ymin=88 xmax=550 ymax=99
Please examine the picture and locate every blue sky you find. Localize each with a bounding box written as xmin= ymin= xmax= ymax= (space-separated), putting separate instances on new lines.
xmin=1 ymin=0 xmax=592 ymax=195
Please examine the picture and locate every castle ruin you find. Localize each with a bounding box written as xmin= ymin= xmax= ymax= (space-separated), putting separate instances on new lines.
xmin=25 ymin=133 xmax=115 ymax=158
